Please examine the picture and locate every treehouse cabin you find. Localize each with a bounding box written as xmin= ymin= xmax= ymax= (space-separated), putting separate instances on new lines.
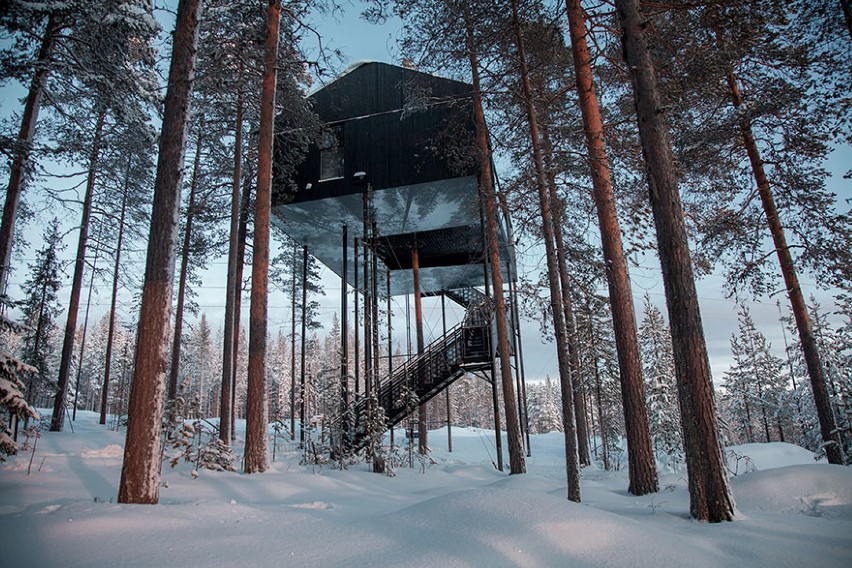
xmin=271 ymin=61 xmax=515 ymax=295
xmin=271 ymin=62 xmax=525 ymax=459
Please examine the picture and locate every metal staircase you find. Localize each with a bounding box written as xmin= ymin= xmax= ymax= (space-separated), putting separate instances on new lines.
xmin=350 ymin=287 xmax=495 ymax=447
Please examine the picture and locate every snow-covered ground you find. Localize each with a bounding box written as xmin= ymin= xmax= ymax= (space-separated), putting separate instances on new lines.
xmin=2 ymin=411 xmax=850 ymax=567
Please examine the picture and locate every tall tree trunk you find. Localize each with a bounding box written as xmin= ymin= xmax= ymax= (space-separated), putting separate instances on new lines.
xmin=73 ymin=229 xmax=101 ymax=420
xmin=591 ymin=324 xmax=609 ymax=470
xmin=232 ymin=161 xmax=254 ymax=439
xmin=566 ymin=0 xmax=657 ymax=494
xmin=507 ymin=0 xmax=578 ymax=495
xmin=615 ymin=0 xmax=734 ymax=522
xmin=25 ymin=283 xmax=49 ymax=404
xmin=220 ymin=65 xmax=244 ymax=445
xmin=244 ymin=0 xmax=281 ymax=474
xmin=541 ymin=126 xmax=590 ymax=467
xmin=725 ymin=68 xmax=843 ymax=465
xmin=290 ymin=242 xmax=297 ymax=439
xmin=0 ymin=14 xmax=61 ymax=295
xmin=51 ymin=109 xmax=106 ymax=431
xmin=468 ymin=69 xmax=525 ymax=474
xmin=412 ymin=243 xmax=429 ymax=454
xmin=118 ymin=0 xmax=202 ymax=504
xmin=167 ymin=121 xmax=203 ymax=401
xmin=743 ymin=393 xmax=754 ymax=443
xmin=100 ymin=162 xmax=130 ymax=425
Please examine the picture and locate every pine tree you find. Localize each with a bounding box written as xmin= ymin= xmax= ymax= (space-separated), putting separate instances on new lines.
xmin=614 ymin=0 xmax=734 ymax=522
xmin=537 ymin=377 xmax=564 ymax=434
xmin=722 ymin=305 xmax=795 ymax=446
xmin=118 ymin=0 xmax=203 ymax=505
xmin=641 ymin=1 xmax=850 ymax=465
xmin=16 ymin=218 xmax=64 ymax=407
xmin=807 ymin=300 xmax=850 ymax=461
xmin=244 ymin=0 xmax=283 ymax=475
xmin=0 ymin=305 xmax=39 ymax=460
xmin=48 ymin=0 xmax=160 ymax=432
xmin=0 ymin=5 xmax=65 ymax=293
xmin=638 ymin=295 xmax=682 ymax=470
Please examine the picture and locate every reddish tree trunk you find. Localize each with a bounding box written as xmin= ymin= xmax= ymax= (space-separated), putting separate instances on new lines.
xmin=118 ymin=0 xmax=202 ymax=504
xmin=615 ymin=0 xmax=734 ymax=521
xmin=725 ymin=68 xmax=843 ymax=465
xmin=244 ymin=0 xmax=281 ymax=474
xmin=51 ymin=109 xmax=106 ymax=431
xmin=411 ymin=243 xmax=429 ymax=454
xmin=542 ymin=127 xmax=590 ymax=466
xmin=0 ymin=14 xmax=61 ymax=294
xmin=508 ymin=0 xmax=578 ymax=496
xmin=167 ymin=121 xmax=203 ymax=401
xmin=232 ymin=162 xmax=254 ymax=439
xmin=566 ymin=0 xmax=657 ymax=494
xmin=220 ymin=69 xmax=244 ymax=445
xmin=471 ymin=83 xmax=525 ymax=474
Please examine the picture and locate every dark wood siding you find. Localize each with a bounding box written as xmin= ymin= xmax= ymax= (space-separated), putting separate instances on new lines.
xmin=279 ymin=62 xmax=477 ymax=205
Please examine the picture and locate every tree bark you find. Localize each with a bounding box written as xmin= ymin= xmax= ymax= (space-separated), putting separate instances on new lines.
xmin=167 ymin=120 xmax=203 ymax=401
xmin=244 ymin=0 xmax=281 ymax=474
xmin=725 ymin=68 xmax=843 ymax=465
xmin=220 ymin=73 xmax=244 ymax=445
xmin=615 ymin=0 xmax=734 ymax=521
xmin=507 ymin=0 xmax=578 ymax=494
xmin=118 ymin=0 xmax=202 ymax=504
xmin=232 ymin=160 xmax=254 ymax=439
xmin=73 ymin=230 xmax=101 ymax=420
xmin=411 ymin=243 xmax=429 ymax=454
xmin=474 ymin=101 xmax=526 ymax=473
xmin=542 ymin=127 xmax=590 ymax=466
xmin=566 ymin=0 xmax=657 ymax=494
xmin=51 ymin=108 xmax=106 ymax=431
xmin=0 ymin=14 xmax=61 ymax=295
xmin=100 ymin=162 xmax=130 ymax=425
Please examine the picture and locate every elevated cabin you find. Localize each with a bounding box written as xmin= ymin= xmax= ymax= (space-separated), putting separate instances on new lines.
xmin=272 ymin=61 xmax=515 ymax=295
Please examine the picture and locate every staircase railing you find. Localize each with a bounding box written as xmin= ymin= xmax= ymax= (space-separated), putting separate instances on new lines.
xmin=350 ymin=286 xmax=510 ymax=449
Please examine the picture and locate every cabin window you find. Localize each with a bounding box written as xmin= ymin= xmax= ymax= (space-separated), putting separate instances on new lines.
xmin=319 ymin=124 xmax=344 ymax=181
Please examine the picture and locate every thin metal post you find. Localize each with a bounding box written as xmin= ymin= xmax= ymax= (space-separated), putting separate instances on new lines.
xmin=290 ymin=241 xmax=297 ymax=440
xmin=354 ymin=237 xmax=360 ymax=399
xmin=363 ymin=239 xmax=371 ymax=397
xmin=299 ymin=245 xmax=308 ymax=446
xmin=411 ymin=240 xmax=428 ymax=453
xmin=480 ymin=196 xmax=503 ymax=471
xmin=443 ymin=293 xmax=452 ymax=452
xmin=341 ymin=225 xmax=349 ymax=445
xmin=507 ymin=256 xmax=531 ymax=456
xmin=387 ymin=270 xmax=393 ymax=447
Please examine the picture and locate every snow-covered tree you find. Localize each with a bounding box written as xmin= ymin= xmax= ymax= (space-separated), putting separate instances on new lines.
xmin=0 ymin=307 xmax=39 ymax=460
xmin=576 ymin=289 xmax=623 ymax=470
xmin=638 ymin=295 xmax=682 ymax=470
xmin=527 ymin=377 xmax=562 ymax=434
xmin=720 ymin=305 xmax=786 ymax=445
xmin=16 ymin=218 xmax=64 ymax=407
xmin=182 ymin=314 xmax=219 ymax=418
xmin=787 ymin=299 xmax=851 ymax=462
